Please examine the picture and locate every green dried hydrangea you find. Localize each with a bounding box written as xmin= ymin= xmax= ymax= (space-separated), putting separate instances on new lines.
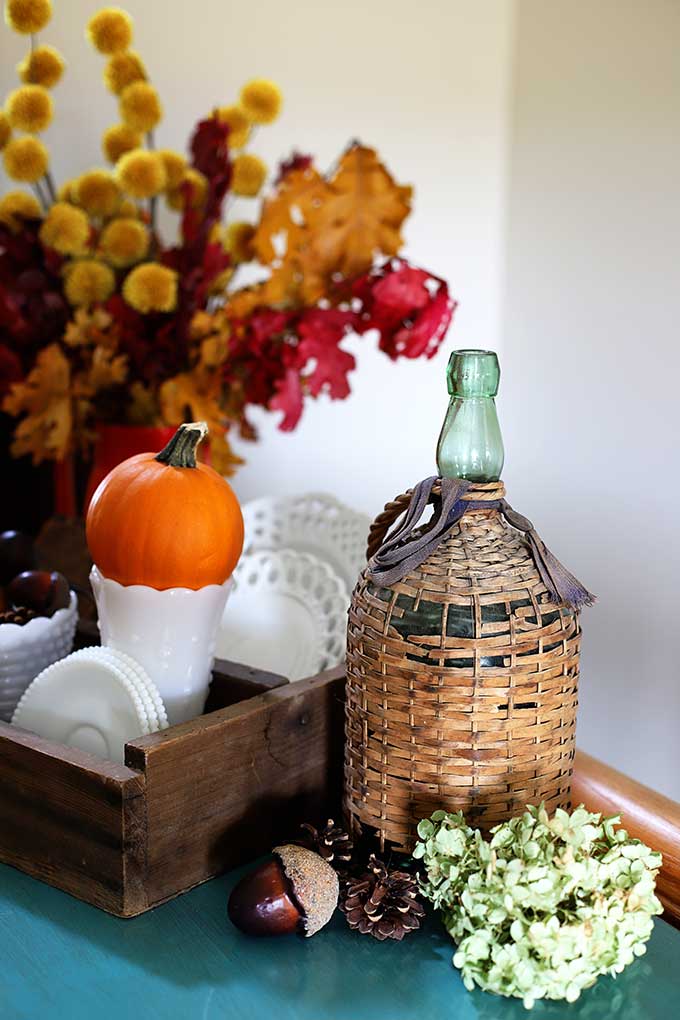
xmin=413 ymin=804 xmax=662 ymax=1009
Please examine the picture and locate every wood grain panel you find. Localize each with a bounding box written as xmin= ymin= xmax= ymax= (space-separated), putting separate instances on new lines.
xmin=0 ymin=722 xmax=146 ymax=915
xmin=125 ymin=666 xmax=345 ymax=909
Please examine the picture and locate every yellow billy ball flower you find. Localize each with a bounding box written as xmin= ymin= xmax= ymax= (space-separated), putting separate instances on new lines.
xmin=2 ymin=136 xmax=48 ymax=182
xmin=118 ymin=197 xmax=138 ymax=218
xmin=17 ymin=45 xmax=65 ymax=88
xmin=224 ymin=221 xmax=255 ymax=263
xmin=119 ymin=81 xmax=162 ymax=133
xmin=86 ymin=7 xmax=133 ymax=55
xmin=158 ymin=149 xmax=186 ymax=190
xmin=216 ymin=105 xmax=250 ymax=149
xmin=5 ymin=0 xmax=51 ymax=34
xmin=39 ymin=202 xmax=90 ymax=255
xmin=166 ymin=168 xmax=207 ymax=210
xmin=57 ymin=178 xmax=78 ymax=202
xmin=123 ymin=262 xmax=177 ymax=313
xmin=0 ymin=189 xmax=42 ymax=231
xmin=100 ymin=216 xmax=148 ymax=267
xmin=64 ymin=259 xmax=115 ymax=307
xmin=0 ymin=112 xmax=11 ymax=150
xmin=239 ymin=79 xmax=282 ymax=125
xmin=75 ymin=169 xmax=121 ymax=218
xmin=115 ymin=149 xmax=166 ymax=199
xmin=5 ymin=85 xmax=53 ymax=133
xmin=103 ymin=50 xmax=146 ymax=95
xmin=102 ymin=123 xmax=141 ymax=164
xmin=232 ymin=153 xmax=267 ymax=197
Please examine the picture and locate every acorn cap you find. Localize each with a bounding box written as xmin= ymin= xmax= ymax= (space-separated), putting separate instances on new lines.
xmin=273 ymin=844 xmax=339 ymax=937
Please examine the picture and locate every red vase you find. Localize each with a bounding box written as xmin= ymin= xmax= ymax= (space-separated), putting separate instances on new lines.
xmin=84 ymin=423 xmax=176 ymax=513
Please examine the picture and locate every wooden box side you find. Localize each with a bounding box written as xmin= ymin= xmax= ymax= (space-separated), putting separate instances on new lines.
xmin=125 ymin=666 xmax=346 ymax=910
xmin=0 ymin=722 xmax=146 ymax=916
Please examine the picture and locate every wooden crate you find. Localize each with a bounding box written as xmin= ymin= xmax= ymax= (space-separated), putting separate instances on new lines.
xmin=0 ymin=639 xmax=345 ymax=917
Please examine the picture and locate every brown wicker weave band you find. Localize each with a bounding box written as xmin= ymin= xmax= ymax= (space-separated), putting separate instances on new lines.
xmin=367 ymin=476 xmax=595 ymax=609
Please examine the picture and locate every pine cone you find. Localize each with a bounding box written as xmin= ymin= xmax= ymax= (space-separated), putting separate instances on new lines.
xmin=340 ymin=855 xmax=425 ymax=941
xmin=297 ymin=819 xmax=354 ymax=868
xmin=0 ymin=606 xmax=38 ymax=626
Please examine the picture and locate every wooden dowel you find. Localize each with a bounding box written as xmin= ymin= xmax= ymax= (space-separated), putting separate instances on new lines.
xmin=572 ymin=750 xmax=680 ymax=928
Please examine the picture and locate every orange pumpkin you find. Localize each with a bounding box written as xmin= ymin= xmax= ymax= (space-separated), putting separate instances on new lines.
xmin=86 ymin=421 xmax=244 ymax=590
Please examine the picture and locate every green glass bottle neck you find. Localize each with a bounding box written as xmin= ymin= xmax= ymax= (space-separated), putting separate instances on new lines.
xmin=436 ymin=350 xmax=504 ymax=482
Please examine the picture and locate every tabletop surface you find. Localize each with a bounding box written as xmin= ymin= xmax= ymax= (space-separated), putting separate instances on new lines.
xmin=1 ymin=862 xmax=677 ymax=1020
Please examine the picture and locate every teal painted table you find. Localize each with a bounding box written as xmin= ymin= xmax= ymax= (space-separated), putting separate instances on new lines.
xmin=1 ymin=863 xmax=677 ymax=1019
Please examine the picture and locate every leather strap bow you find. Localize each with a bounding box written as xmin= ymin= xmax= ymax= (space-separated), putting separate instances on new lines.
xmin=367 ymin=476 xmax=595 ymax=610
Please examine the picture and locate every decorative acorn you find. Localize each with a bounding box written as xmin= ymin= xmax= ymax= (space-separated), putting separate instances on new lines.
xmin=228 ymin=844 xmax=339 ymax=938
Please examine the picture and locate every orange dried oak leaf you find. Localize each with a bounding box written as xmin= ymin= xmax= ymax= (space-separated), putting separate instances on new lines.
xmin=306 ymin=144 xmax=411 ymax=283
xmin=3 ymin=344 xmax=72 ymax=462
xmin=253 ymin=165 xmax=330 ymax=266
xmin=249 ymin=147 xmax=411 ymax=307
xmin=159 ymin=371 xmax=243 ymax=476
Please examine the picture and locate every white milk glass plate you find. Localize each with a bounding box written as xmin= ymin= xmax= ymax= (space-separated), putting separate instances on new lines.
xmin=216 ymin=549 xmax=349 ymax=681
xmin=11 ymin=647 xmax=154 ymax=763
xmin=242 ymin=493 xmax=370 ymax=593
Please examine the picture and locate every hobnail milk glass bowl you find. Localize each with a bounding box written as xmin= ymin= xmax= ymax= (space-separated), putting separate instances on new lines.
xmin=0 ymin=591 xmax=78 ymax=723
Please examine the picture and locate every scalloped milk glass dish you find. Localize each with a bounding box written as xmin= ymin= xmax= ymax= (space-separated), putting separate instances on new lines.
xmin=90 ymin=566 xmax=232 ymax=726
xmin=0 ymin=592 xmax=78 ymax=722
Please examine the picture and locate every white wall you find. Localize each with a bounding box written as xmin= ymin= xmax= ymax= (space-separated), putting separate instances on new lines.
xmin=1 ymin=0 xmax=515 ymax=515
xmin=502 ymin=0 xmax=680 ymax=798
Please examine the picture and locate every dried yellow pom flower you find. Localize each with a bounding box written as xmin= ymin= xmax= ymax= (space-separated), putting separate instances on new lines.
xmin=224 ymin=221 xmax=255 ymax=263
xmin=158 ymin=149 xmax=186 ymax=190
xmin=57 ymin=178 xmax=77 ymax=202
xmin=216 ymin=105 xmax=250 ymax=149
xmin=5 ymin=0 xmax=51 ymax=34
xmin=64 ymin=259 xmax=115 ymax=307
xmin=0 ymin=189 xmax=42 ymax=231
xmin=239 ymin=79 xmax=282 ymax=125
xmin=103 ymin=50 xmax=146 ymax=95
xmin=86 ymin=7 xmax=133 ymax=55
xmin=39 ymin=202 xmax=90 ymax=255
xmin=123 ymin=262 xmax=177 ymax=313
xmin=115 ymin=149 xmax=166 ymax=199
xmin=232 ymin=153 xmax=267 ymax=197
xmin=17 ymin=45 xmax=65 ymax=88
xmin=118 ymin=197 xmax=138 ymax=218
xmin=119 ymin=81 xmax=162 ymax=133
xmin=2 ymin=135 xmax=48 ymax=182
xmin=0 ymin=112 xmax=11 ymax=150
xmin=5 ymin=85 xmax=53 ymax=133
xmin=75 ymin=169 xmax=121 ymax=218
xmin=100 ymin=216 xmax=148 ymax=266
xmin=166 ymin=168 xmax=207 ymax=210
xmin=101 ymin=122 xmax=141 ymax=164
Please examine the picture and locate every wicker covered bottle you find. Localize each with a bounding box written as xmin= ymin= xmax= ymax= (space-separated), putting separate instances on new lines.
xmin=344 ymin=350 xmax=593 ymax=852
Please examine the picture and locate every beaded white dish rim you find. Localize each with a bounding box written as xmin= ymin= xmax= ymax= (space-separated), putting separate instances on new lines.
xmin=242 ymin=492 xmax=370 ymax=593
xmin=217 ymin=548 xmax=349 ymax=681
xmin=11 ymin=647 xmax=155 ymax=761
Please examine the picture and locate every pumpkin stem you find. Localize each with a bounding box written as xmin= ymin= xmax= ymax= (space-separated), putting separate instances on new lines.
xmin=155 ymin=422 xmax=208 ymax=468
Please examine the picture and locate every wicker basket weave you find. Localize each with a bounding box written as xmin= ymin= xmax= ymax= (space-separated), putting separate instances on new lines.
xmin=344 ymin=480 xmax=580 ymax=852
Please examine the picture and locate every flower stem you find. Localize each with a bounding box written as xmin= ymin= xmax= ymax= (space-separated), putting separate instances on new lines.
xmin=33 ymin=179 xmax=48 ymax=211
xmin=43 ymin=171 xmax=57 ymax=204
xmin=146 ymin=129 xmax=159 ymax=250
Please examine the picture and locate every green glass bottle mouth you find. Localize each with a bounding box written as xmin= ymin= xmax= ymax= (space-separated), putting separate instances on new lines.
xmin=446 ymin=349 xmax=500 ymax=397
